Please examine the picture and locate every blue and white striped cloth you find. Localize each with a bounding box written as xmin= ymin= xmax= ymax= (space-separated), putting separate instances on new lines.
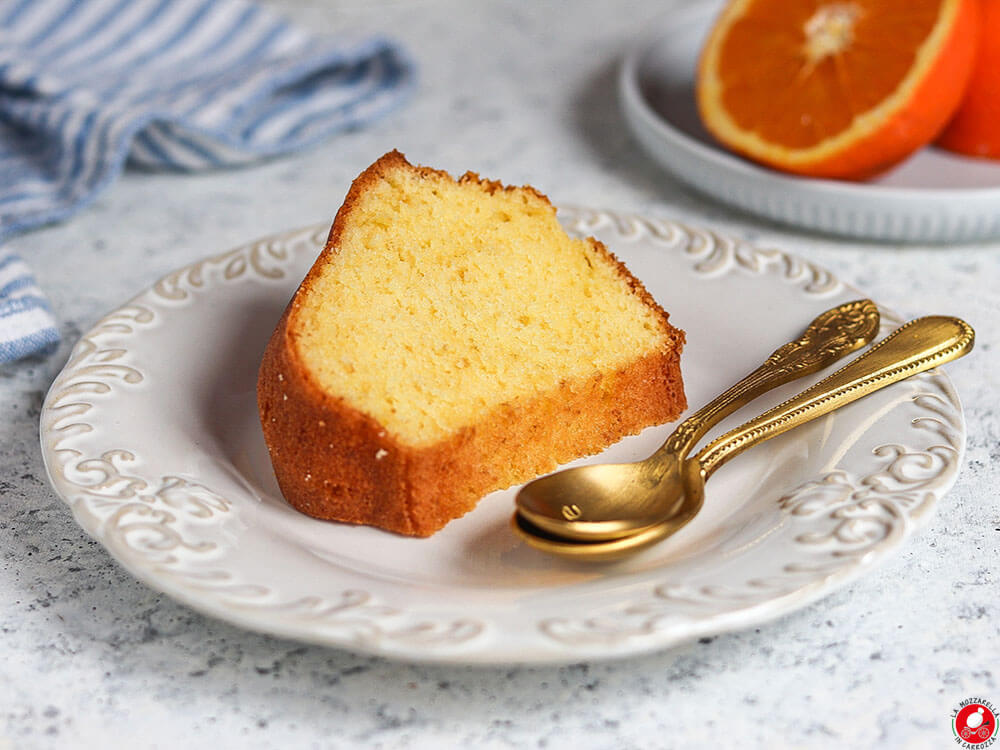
xmin=0 ymin=250 xmax=59 ymax=361
xmin=0 ymin=0 xmax=415 ymax=363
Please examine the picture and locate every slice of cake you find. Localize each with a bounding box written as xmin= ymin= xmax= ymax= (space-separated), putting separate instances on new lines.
xmin=257 ymin=151 xmax=686 ymax=536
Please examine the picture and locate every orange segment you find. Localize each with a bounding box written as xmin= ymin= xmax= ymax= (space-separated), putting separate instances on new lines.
xmin=937 ymin=0 xmax=1000 ymax=159
xmin=697 ymin=0 xmax=979 ymax=180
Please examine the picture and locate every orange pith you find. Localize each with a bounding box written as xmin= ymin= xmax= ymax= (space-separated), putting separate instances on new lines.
xmin=937 ymin=0 xmax=1000 ymax=159
xmin=697 ymin=0 xmax=979 ymax=180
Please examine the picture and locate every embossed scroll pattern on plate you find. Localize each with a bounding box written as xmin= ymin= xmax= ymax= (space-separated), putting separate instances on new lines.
xmin=40 ymin=210 xmax=964 ymax=662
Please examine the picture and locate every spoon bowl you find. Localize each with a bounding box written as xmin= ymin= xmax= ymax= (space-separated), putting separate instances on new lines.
xmin=515 ymin=456 xmax=687 ymax=541
xmin=513 ymin=459 xmax=705 ymax=560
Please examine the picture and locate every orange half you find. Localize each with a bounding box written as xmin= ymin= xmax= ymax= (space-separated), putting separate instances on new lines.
xmin=697 ymin=0 xmax=979 ymax=180
xmin=938 ymin=0 xmax=1000 ymax=159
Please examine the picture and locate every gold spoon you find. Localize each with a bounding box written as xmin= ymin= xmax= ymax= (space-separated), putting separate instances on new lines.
xmin=517 ymin=299 xmax=881 ymax=541
xmin=513 ymin=315 xmax=974 ymax=561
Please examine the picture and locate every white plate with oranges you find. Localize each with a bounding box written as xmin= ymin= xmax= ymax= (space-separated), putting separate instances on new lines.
xmin=620 ymin=0 xmax=1000 ymax=243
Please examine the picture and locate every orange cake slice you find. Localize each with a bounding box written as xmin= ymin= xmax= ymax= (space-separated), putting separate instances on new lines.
xmin=257 ymin=151 xmax=686 ymax=536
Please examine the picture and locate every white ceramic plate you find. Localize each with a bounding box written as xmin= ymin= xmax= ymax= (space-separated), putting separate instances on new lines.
xmin=40 ymin=209 xmax=965 ymax=664
xmin=620 ymin=1 xmax=1000 ymax=243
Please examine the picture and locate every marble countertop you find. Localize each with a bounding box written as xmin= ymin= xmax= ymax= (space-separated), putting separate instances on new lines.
xmin=2 ymin=0 xmax=998 ymax=747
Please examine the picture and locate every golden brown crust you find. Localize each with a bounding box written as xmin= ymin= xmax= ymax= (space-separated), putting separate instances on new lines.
xmin=259 ymin=331 xmax=684 ymax=536
xmin=402 ymin=348 xmax=685 ymax=534
xmin=258 ymin=305 xmax=415 ymax=532
xmin=257 ymin=151 xmax=686 ymax=536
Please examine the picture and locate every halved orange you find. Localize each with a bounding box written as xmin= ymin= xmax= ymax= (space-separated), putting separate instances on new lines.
xmin=938 ymin=0 xmax=1000 ymax=159
xmin=697 ymin=0 xmax=980 ymax=180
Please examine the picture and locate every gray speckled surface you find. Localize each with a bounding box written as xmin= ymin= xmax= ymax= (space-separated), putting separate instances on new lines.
xmin=2 ymin=1 xmax=998 ymax=747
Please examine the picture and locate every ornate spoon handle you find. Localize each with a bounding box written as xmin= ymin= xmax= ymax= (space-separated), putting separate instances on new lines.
xmin=656 ymin=299 xmax=880 ymax=460
xmin=697 ymin=316 xmax=975 ymax=478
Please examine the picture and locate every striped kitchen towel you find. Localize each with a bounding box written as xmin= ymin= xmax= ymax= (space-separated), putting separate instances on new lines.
xmin=0 ymin=0 xmax=415 ymax=363
xmin=0 ymin=249 xmax=60 ymax=362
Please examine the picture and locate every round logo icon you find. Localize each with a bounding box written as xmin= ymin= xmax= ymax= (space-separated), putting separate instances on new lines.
xmin=953 ymin=699 xmax=998 ymax=747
